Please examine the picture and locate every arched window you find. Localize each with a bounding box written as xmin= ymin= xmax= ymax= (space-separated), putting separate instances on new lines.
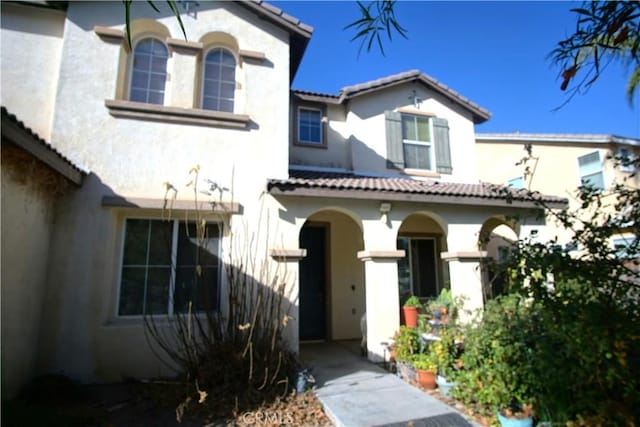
xmin=129 ymin=38 xmax=168 ymax=105
xmin=202 ymin=48 xmax=235 ymax=112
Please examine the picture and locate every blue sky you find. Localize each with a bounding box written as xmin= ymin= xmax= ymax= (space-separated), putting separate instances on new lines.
xmin=273 ymin=1 xmax=639 ymax=137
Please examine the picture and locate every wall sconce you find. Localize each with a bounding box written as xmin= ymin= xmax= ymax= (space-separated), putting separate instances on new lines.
xmin=379 ymin=202 xmax=391 ymax=223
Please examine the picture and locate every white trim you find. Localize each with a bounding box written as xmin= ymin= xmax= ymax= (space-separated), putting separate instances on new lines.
xmin=297 ymin=106 xmax=323 ymax=145
xmin=401 ymin=113 xmax=436 ymax=172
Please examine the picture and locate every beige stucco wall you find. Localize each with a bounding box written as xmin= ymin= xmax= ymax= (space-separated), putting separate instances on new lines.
xmin=306 ymin=210 xmax=365 ymax=340
xmin=1 ymin=165 xmax=56 ymax=397
xmin=476 ymin=140 xmax=639 ymax=244
xmin=28 ymin=1 xmax=295 ymax=383
xmin=266 ymin=194 xmax=546 ymax=359
xmin=1 ymin=3 xmax=65 ymax=140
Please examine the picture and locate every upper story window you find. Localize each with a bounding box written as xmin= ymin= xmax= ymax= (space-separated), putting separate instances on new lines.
xmin=298 ymin=107 xmax=323 ymax=144
xmin=118 ymin=218 xmax=220 ymax=316
xmin=508 ymin=176 xmax=525 ymax=189
xmin=578 ymin=151 xmax=605 ymax=190
xmin=385 ymin=111 xmax=452 ymax=174
xmin=619 ymin=147 xmax=636 ymax=172
xmin=402 ymin=114 xmax=434 ymax=170
xmin=129 ymin=38 xmax=168 ymax=105
xmin=202 ymin=48 xmax=236 ymax=113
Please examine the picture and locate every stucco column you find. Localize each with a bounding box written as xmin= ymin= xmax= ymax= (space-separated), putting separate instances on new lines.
xmin=357 ymin=250 xmax=405 ymax=363
xmin=269 ymin=248 xmax=306 ymax=353
xmin=441 ymin=251 xmax=488 ymax=322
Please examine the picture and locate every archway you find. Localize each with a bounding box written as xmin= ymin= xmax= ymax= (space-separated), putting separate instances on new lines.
xmin=298 ymin=208 xmax=364 ymax=342
xmin=478 ymin=217 xmax=519 ymax=300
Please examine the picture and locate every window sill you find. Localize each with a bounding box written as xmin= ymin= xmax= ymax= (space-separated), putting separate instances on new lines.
xmin=105 ymin=99 xmax=251 ymax=129
xmin=403 ymin=168 xmax=441 ymax=178
xmin=293 ymin=140 xmax=327 ymax=149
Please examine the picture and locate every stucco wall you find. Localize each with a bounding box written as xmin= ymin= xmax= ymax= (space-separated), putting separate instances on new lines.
xmin=32 ymin=1 xmax=295 ymax=383
xmin=1 ymin=165 xmax=56 ymax=397
xmin=346 ymin=83 xmax=478 ymax=182
xmin=476 ymin=140 xmax=639 ymax=243
xmin=0 ymin=3 xmax=65 ymax=140
xmin=307 ymin=210 xmax=365 ymax=340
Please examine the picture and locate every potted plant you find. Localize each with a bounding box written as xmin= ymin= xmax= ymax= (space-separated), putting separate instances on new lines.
xmin=428 ymin=288 xmax=453 ymax=323
xmin=403 ymin=295 xmax=421 ymax=328
xmin=432 ymin=325 xmax=461 ymax=397
xmin=496 ymin=403 xmax=534 ymax=427
xmin=412 ymin=352 xmax=437 ymax=389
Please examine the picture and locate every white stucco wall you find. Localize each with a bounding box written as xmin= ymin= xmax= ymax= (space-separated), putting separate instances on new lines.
xmin=1 ymin=3 xmax=65 ymax=140
xmin=1 ymin=165 xmax=56 ymax=397
xmin=346 ymin=83 xmax=479 ymax=182
xmin=31 ymin=1 xmax=295 ymax=383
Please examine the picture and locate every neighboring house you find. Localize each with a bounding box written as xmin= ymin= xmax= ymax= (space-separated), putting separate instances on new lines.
xmin=1 ymin=1 xmax=565 ymax=397
xmin=475 ymin=133 xmax=639 ymax=256
xmin=1 ymin=107 xmax=85 ymax=398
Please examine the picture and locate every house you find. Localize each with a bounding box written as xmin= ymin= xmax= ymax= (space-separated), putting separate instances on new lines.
xmin=1 ymin=1 xmax=565 ymax=397
xmin=475 ymin=133 xmax=639 ymax=256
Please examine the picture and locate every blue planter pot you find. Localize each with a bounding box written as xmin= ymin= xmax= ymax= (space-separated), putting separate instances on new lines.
xmin=496 ymin=410 xmax=533 ymax=427
xmin=435 ymin=375 xmax=457 ymax=398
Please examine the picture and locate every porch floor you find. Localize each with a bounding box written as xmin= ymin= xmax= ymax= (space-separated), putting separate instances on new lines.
xmin=300 ymin=340 xmax=478 ymax=427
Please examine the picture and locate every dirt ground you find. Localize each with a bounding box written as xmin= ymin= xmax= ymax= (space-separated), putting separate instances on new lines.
xmin=1 ymin=375 xmax=331 ymax=427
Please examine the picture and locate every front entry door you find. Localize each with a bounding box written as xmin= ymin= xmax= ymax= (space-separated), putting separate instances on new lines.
xmin=299 ymin=225 xmax=327 ymax=341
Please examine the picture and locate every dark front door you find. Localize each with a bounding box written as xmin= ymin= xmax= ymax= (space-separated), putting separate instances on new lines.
xmin=299 ymin=225 xmax=327 ymax=341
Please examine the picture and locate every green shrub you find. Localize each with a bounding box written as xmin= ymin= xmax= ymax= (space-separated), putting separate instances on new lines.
xmin=393 ymin=326 xmax=421 ymax=362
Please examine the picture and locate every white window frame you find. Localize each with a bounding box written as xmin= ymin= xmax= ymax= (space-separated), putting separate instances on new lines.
xmin=116 ymin=217 xmax=222 ymax=317
xmin=619 ymin=147 xmax=636 ymax=173
xmin=401 ymin=114 xmax=436 ymax=171
xmin=577 ymin=150 xmax=606 ymax=190
xmin=128 ymin=36 xmax=169 ymax=105
xmin=200 ymin=47 xmax=237 ymax=113
xmin=297 ymin=106 xmax=323 ymax=145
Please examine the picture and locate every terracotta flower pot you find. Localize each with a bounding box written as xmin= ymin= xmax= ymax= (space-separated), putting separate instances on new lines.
xmin=403 ymin=306 xmax=418 ymax=328
xmin=416 ymin=368 xmax=436 ymax=389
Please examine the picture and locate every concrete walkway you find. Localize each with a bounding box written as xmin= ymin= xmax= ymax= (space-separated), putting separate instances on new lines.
xmin=300 ymin=341 xmax=479 ymax=427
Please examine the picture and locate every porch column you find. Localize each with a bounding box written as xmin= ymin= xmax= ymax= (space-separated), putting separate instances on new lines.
xmin=269 ymin=248 xmax=306 ymax=353
xmin=357 ymin=250 xmax=405 ymax=363
xmin=441 ymin=251 xmax=488 ymax=322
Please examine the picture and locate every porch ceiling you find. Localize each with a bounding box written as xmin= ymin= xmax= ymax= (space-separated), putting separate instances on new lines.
xmin=267 ymin=170 xmax=568 ymax=209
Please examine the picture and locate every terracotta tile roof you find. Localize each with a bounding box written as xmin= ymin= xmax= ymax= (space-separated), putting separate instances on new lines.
xmin=293 ymin=70 xmax=491 ymax=124
xmin=1 ymin=106 xmax=85 ymax=184
xmin=268 ymin=170 xmax=567 ymax=208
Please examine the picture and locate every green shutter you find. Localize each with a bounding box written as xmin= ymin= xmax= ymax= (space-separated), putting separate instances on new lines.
xmin=385 ymin=110 xmax=404 ymax=169
xmin=433 ymin=117 xmax=452 ymax=174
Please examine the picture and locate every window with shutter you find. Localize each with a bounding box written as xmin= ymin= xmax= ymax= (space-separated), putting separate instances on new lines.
xmin=385 ymin=111 xmax=453 ymax=174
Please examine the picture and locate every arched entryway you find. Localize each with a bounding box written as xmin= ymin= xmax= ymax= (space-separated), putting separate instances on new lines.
xmin=478 ymin=217 xmax=519 ymax=300
xmin=298 ymin=209 xmax=364 ymax=342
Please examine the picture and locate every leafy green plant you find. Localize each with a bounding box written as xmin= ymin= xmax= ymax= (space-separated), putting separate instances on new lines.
xmin=412 ymin=352 xmax=437 ymax=372
xmin=431 ymin=325 xmax=462 ymax=378
xmin=392 ymin=326 xmax=420 ymax=362
xmin=452 ymin=295 xmax=536 ymax=417
xmin=403 ymin=295 xmax=421 ymax=308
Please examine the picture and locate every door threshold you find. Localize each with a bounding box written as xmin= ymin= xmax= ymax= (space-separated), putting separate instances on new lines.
xmin=300 ymin=339 xmax=326 ymax=344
